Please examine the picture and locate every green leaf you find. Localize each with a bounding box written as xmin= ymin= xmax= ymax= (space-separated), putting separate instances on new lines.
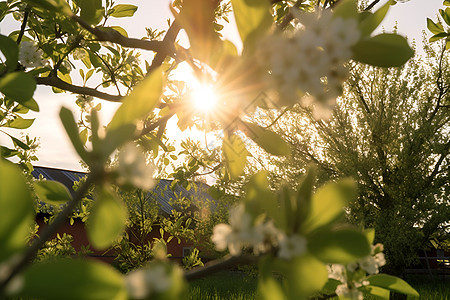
xmin=21 ymin=97 xmax=39 ymax=112
xmin=107 ymin=67 xmax=163 ymax=131
xmin=429 ymin=32 xmax=449 ymax=42
xmin=445 ymin=0 xmax=450 ymax=6
xmin=7 ymin=117 xmax=34 ymax=129
xmin=0 ymin=71 xmax=36 ymax=104
xmin=352 ymin=33 xmax=414 ymax=67
xmin=0 ymin=34 xmax=18 ymax=72
xmin=60 ymin=107 xmax=90 ymax=163
xmin=364 ymin=228 xmax=375 ymax=244
xmin=257 ymin=276 xmax=286 ymax=300
xmin=286 ymin=254 xmax=328 ymax=297
xmin=110 ymin=4 xmax=137 ymax=18
xmin=366 ymin=274 xmax=419 ymax=297
xmin=87 ymin=187 xmax=127 ymax=250
xmin=308 ymin=229 xmax=371 ymax=264
xmin=7 ymin=133 xmax=30 ymax=150
xmin=427 ymin=18 xmax=445 ymax=35
xmin=33 ymin=181 xmax=72 ymax=205
xmin=439 ymin=8 xmax=450 ymax=26
xmin=242 ymin=122 xmax=290 ymax=156
xmin=222 ymin=133 xmax=248 ymax=179
xmin=18 ymin=259 xmax=127 ymax=300
xmin=110 ymin=26 xmax=128 ymax=37
xmin=303 ymin=178 xmax=356 ymax=233
xmin=0 ymin=146 xmax=19 ymax=158
xmin=359 ymin=0 xmax=392 ymax=36
xmin=0 ymin=159 xmax=34 ymax=261
xmin=333 ymin=0 xmax=358 ymax=19
xmin=80 ymin=128 xmax=88 ymax=145
xmin=75 ymin=0 xmax=104 ymax=25
xmin=23 ymin=0 xmax=72 ymax=15
xmin=231 ymin=0 xmax=272 ymax=50
xmin=102 ymin=123 xmax=136 ymax=157
xmin=362 ymin=285 xmax=390 ymax=300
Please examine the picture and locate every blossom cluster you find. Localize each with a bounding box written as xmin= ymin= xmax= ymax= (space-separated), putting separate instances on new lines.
xmin=257 ymin=11 xmax=360 ymax=119
xmin=211 ymin=204 xmax=307 ymax=259
xmin=327 ymin=243 xmax=386 ymax=300
xmin=18 ymin=41 xmax=48 ymax=68
xmin=125 ymin=264 xmax=174 ymax=299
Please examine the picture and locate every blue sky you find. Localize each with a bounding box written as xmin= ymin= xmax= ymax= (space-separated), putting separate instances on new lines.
xmin=0 ymin=0 xmax=445 ymax=171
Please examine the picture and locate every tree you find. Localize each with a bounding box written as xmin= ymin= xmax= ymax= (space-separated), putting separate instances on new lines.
xmin=0 ymin=0 xmax=421 ymax=299
xmin=269 ymin=40 xmax=449 ymax=275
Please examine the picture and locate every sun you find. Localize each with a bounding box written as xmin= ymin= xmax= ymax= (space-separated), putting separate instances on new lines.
xmin=190 ymin=83 xmax=218 ymax=113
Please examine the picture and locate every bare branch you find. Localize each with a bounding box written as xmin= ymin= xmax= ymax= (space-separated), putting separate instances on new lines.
xmin=35 ymin=76 xmax=123 ymax=102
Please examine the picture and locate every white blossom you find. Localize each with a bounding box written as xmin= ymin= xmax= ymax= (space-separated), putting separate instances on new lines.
xmin=211 ymin=204 xmax=282 ymax=256
xmin=117 ymin=143 xmax=155 ymax=190
xmin=125 ymin=265 xmax=172 ymax=299
xmin=335 ymin=283 xmax=363 ymax=300
xmin=327 ymin=264 xmax=346 ymax=283
xmin=278 ymin=234 xmax=307 ymax=260
xmin=257 ymin=10 xmax=361 ymax=118
xmin=18 ymin=41 xmax=48 ymax=68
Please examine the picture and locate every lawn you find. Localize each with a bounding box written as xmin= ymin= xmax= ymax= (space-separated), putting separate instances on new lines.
xmin=188 ymin=272 xmax=450 ymax=300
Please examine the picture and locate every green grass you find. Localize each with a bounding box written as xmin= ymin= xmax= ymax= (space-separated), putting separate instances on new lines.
xmin=188 ymin=272 xmax=450 ymax=300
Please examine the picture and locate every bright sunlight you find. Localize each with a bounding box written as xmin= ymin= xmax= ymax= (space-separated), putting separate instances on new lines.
xmin=191 ymin=82 xmax=218 ymax=113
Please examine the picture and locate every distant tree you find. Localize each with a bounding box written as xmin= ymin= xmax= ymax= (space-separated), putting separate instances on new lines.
xmin=269 ymin=41 xmax=450 ymax=275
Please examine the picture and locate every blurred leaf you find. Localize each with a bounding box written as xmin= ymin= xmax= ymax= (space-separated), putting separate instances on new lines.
xmin=427 ymin=18 xmax=445 ymax=34
xmin=23 ymin=0 xmax=71 ymax=15
xmin=87 ymin=187 xmax=127 ymax=250
xmin=80 ymin=128 xmax=88 ymax=145
xmin=0 ymin=159 xmax=34 ymax=261
xmin=102 ymin=123 xmax=136 ymax=157
xmin=333 ymin=0 xmax=358 ymax=19
xmin=242 ymin=122 xmax=290 ymax=156
xmin=364 ymin=228 xmax=375 ymax=244
xmin=7 ymin=117 xmax=34 ymax=129
xmin=231 ymin=0 xmax=272 ymax=50
xmin=222 ymin=133 xmax=248 ymax=179
xmin=286 ymin=254 xmax=328 ymax=297
xmin=303 ymin=178 xmax=356 ymax=233
xmin=0 ymin=34 xmax=18 ymax=72
xmin=110 ymin=4 xmax=137 ymax=18
xmin=19 ymin=259 xmax=127 ymax=300
xmin=33 ymin=180 xmax=72 ymax=205
xmin=362 ymin=285 xmax=390 ymax=300
xmin=21 ymin=97 xmax=39 ymax=112
xmin=60 ymin=107 xmax=90 ymax=163
xmin=75 ymin=0 xmax=104 ymax=25
xmin=352 ymin=34 xmax=414 ymax=67
xmin=0 ymin=71 xmax=36 ymax=104
xmin=256 ymin=276 xmax=286 ymax=300
xmin=366 ymin=274 xmax=419 ymax=297
xmin=108 ymin=67 xmax=162 ymax=131
xmin=359 ymin=0 xmax=392 ymax=36
xmin=308 ymin=229 xmax=371 ymax=264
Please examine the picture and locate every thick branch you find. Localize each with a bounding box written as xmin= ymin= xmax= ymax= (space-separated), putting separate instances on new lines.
xmin=70 ymin=14 xmax=169 ymax=54
xmin=35 ymin=76 xmax=122 ymax=102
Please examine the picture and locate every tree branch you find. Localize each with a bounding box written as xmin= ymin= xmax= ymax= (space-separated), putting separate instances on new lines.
xmin=184 ymin=254 xmax=258 ymax=281
xmin=364 ymin=0 xmax=381 ymax=11
xmin=35 ymin=76 xmax=123 ymax=102
xmin=17 ymin=6 xmax=30 ymax=45
xmin=70 ymin=14 xmax=169 ymax=54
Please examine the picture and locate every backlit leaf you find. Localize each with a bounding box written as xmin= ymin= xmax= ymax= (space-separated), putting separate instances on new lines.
xmin=222 ymin=133 xmax=248 ymax=179
xmin=7 ymin=117 xmax=34 ymax=129
xmin=308 ymin=229 xmax=371 ymax=264
xmin=427 ymin=18 xmax=445 ymax=35
xmin=60 ymin=107 xmax=90 ymax=163
xmin=303 ymin=178 xmax=356 ymax=233
xmin=108 ymin=67 xmax=162 ymax=131
xmin=33 ymin=180 xmax=72 ymax=205
xmin=352 ymin=34 xmax=414 ymax=67
xmin=18 ymin=259 xmax=127 ymax=300
xmin=366 ymin=274 xmax=419 ymax=297
xmin=0 ymin=159 xmax=34 ymax=261
xmin=286 ymin=254 xmax=328 ymax=297
xmin=0 ymin=34 xmax=18 ymax=72
xmin=0 ymin=71 xmax=36 ymax=104
xmin=110 ymin=4 xmax=137 ymax=18
xmin=242 ymin=122 xmax=290 ymax=156
xmin=87 ymin=187 xmax=127 ymax=250
xmin=359 ymin=0 xmax=392 ymax=36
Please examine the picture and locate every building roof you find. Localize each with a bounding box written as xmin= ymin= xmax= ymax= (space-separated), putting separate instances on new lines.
xmin=32 ymin=166 xmax=215 ymax=215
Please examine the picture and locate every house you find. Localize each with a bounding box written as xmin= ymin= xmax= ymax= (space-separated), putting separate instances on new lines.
xmin=32 ymin=166 xmax=216 ymax=264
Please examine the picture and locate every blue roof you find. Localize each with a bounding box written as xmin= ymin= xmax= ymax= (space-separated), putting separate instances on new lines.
xmin=32 ymin=166 xmax=215 ymax=215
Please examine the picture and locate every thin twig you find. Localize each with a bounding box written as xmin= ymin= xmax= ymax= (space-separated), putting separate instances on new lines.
xmin=17 ymin=6 xmax=30 ymax=45
xmin=35 ymin=76 xmax=122 ymax=102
